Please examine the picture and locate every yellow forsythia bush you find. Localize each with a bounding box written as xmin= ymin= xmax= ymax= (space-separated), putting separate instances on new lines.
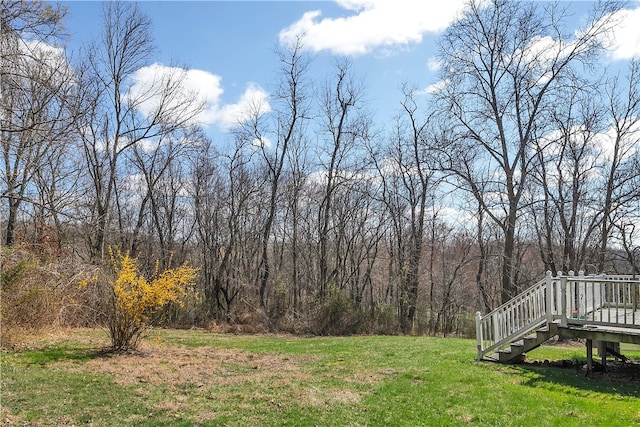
xmin=81 ymin=248 xmax=197 ymax=351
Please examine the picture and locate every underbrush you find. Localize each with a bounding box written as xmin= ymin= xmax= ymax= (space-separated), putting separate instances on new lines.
xmin=0 ymin=248 xmax=92 ymax=348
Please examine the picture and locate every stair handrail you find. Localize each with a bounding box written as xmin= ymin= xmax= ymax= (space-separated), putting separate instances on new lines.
xmin=476 ymin=272 xmax=552 ymax=360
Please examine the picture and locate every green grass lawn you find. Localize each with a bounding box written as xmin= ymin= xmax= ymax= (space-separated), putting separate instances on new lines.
xmin=1 ymin=329 xmax=639 ymax=426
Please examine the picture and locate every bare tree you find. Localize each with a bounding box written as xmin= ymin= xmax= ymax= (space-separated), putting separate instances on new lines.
xmin=530 ymin=79 xmax=604 ymax=274
xmin=1 ymin=0 xmax=71 ymax=246
xmin=75 ymin=2 xmax=202 ymax=261
xmin=316 ymin=59 xmax=371 ymax=298
xmin=192 ymin=138 xmax=261 ymax=321
xmin=237 ymin=37 xmax=311 ymax=318
xmin=614 ymin=219 xmax=640 ymax=276
xmin=529 ymin=59 xmax=640 ymax=275
xmin=597 ymin=59 xmax=640 ymax=271
xmin=192 ymin=142 xmax=228 ymax=319
xmin=429 ymin=224 xmax=473 ymax=336
xmin=282 ymin=134 xmax=311 ymax=316
xmin=434 ymin=0 xmax=622 ymax=303
xmin=126 ymin=126 xmax=202 ymax=266
xmin=373 ymin=86 xmax=437 ymax=333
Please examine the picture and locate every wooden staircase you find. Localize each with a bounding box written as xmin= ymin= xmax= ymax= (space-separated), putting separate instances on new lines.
xmin=475 ymin=273 xmax=552 ymax=362
xmin=496 ymin=322 xmax=558 ymax=363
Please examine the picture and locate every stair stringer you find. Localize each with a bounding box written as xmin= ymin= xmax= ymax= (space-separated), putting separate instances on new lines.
xmin=497 ymin=322 xmax=559 ymax=363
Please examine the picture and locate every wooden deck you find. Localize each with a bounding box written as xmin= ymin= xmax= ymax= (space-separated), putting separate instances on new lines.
xmin=476 ymin=273 xmax=640 ymax=371
xmin=561 ymin=321 xmax=640 ymax=345
xmin=587 ymin=308 xmax=640 ymax=326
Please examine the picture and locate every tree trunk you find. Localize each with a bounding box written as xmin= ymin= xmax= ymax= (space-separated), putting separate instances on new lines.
xmin=501 ymin=214 xmax=517 ymax=304
xmin=5 ymin=198 xmax=19 ymax=246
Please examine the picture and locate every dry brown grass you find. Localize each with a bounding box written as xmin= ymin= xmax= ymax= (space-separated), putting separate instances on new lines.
xmin=1 ymin=326 xmax=107 ymax=351
xmin=71 ymin=342 xmax=313 ymax=388
xmin=49 ymin=332 xmax=368 ymax=410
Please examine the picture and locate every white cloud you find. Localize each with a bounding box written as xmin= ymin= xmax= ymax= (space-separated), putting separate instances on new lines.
xmin=279 ymin=0 xmax=470 ymax=56
xmin=217 ymin=83 xmax=272 ymax=130
xmin=427 ymin=57 xmax=442 ymax=72
xmin=128 ymin=64 xmax=271 ymax=131
xmin=251 ymin=136 xmax=273 ymax=150
xmin=523 ymin=35 xmax=561 ymax=63
xmin=127 ymin=64 xmax=200 ymax=124
xmin=595 ymin=121 xmax=640 ymax=163
xmin=19 ymin=40 xmax=73 ymax=85
xmin=135 ymin=138 xmax=162 ymax=153
xmin=533 ymin=120 xmax=640 ymax=188
xmin=604 ymin=6 xmax=640 ymax=60
xmin=436 ymin=205 xmax=474 ymax=228
xmin=21 ymin=39 xmax=64 ymax=58
xmin=420 ymin=79 xmax=448 ymax=95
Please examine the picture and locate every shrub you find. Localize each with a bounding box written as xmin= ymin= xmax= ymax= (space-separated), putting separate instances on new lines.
xmin=1 ymin=258 xmax=29 ymax=289
xmin=313 ymin=286 xmax=363 ymax=335
xmin=371 ymin=303 xmax=399 ymax=335
xmin=0 ymin=248 xmax=83 ymax=348
xmin=80 ymin=249 xmax=197 ymax=351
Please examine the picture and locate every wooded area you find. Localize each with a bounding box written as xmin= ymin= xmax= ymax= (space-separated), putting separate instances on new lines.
xmin=2 ymin=0 xmax=639 ymax=342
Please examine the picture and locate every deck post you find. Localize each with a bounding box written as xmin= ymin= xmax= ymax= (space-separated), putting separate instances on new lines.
xmin=586 ymin=339 xmax=593 ymax=377
xmin=545 ymin=271 xmax=553 ymax=323
xmin=475 ymin=311 xmax=483 ymax=361
xmin=560 ymin=276 xmax=568 ymax=328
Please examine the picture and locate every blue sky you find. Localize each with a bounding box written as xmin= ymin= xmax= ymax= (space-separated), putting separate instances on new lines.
xmin=59 ymin=1 xmax=640 ymax=143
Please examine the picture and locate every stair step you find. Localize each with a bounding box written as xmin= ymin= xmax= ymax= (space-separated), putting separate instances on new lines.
xmin=498 ymin=348 xmax=512 ymax=363
xmin=498 ymin=347 xmax=525 ymax=363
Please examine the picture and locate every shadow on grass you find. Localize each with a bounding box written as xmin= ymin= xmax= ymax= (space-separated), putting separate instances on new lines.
xmin=512 ymin=360 xmax=640 ymax=398
xmin=18 ymin=342 xmax=160 ymax=367
xmin=20 ymin=345 xmax=101 ymax=365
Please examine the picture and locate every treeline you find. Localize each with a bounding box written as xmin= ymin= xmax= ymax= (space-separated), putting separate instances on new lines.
xmin=2 ymin=0 xmax=639 ymax=340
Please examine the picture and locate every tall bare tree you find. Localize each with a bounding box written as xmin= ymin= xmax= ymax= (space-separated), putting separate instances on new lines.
xmin=75 ymin=2 xmax=202 ymax=261
xmin=597 ymin=59 xmax=640 ymax=271
xmin=317 ymin=59 xmax=371 ymax=298
xmin=127 ymin=126 xmax=202 ymax=266
xmin=282 ymin=134 xmax=311 ymax=315
xmin=192 ymin=137 xmax=261 ymax=321
xmin=238 ymin=37 xmax=311 ymax=316
xmin=434 ymin=0 xmax=622 ymax=303
xmin=373 ymin=86 xmax=437 ymax=332
xmin=530 ymin=79 xmax=604 ymax=274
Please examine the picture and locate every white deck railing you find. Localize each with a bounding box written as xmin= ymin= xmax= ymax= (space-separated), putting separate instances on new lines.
xmin=558 ymin=274 xmax=640 ymax=329
xmin=476 ymin=271 xmax=640 ymax=360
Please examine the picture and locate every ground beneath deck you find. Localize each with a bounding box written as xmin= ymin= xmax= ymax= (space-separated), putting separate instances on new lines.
xmin=525 ymin=358 xmax=640 ymax=384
